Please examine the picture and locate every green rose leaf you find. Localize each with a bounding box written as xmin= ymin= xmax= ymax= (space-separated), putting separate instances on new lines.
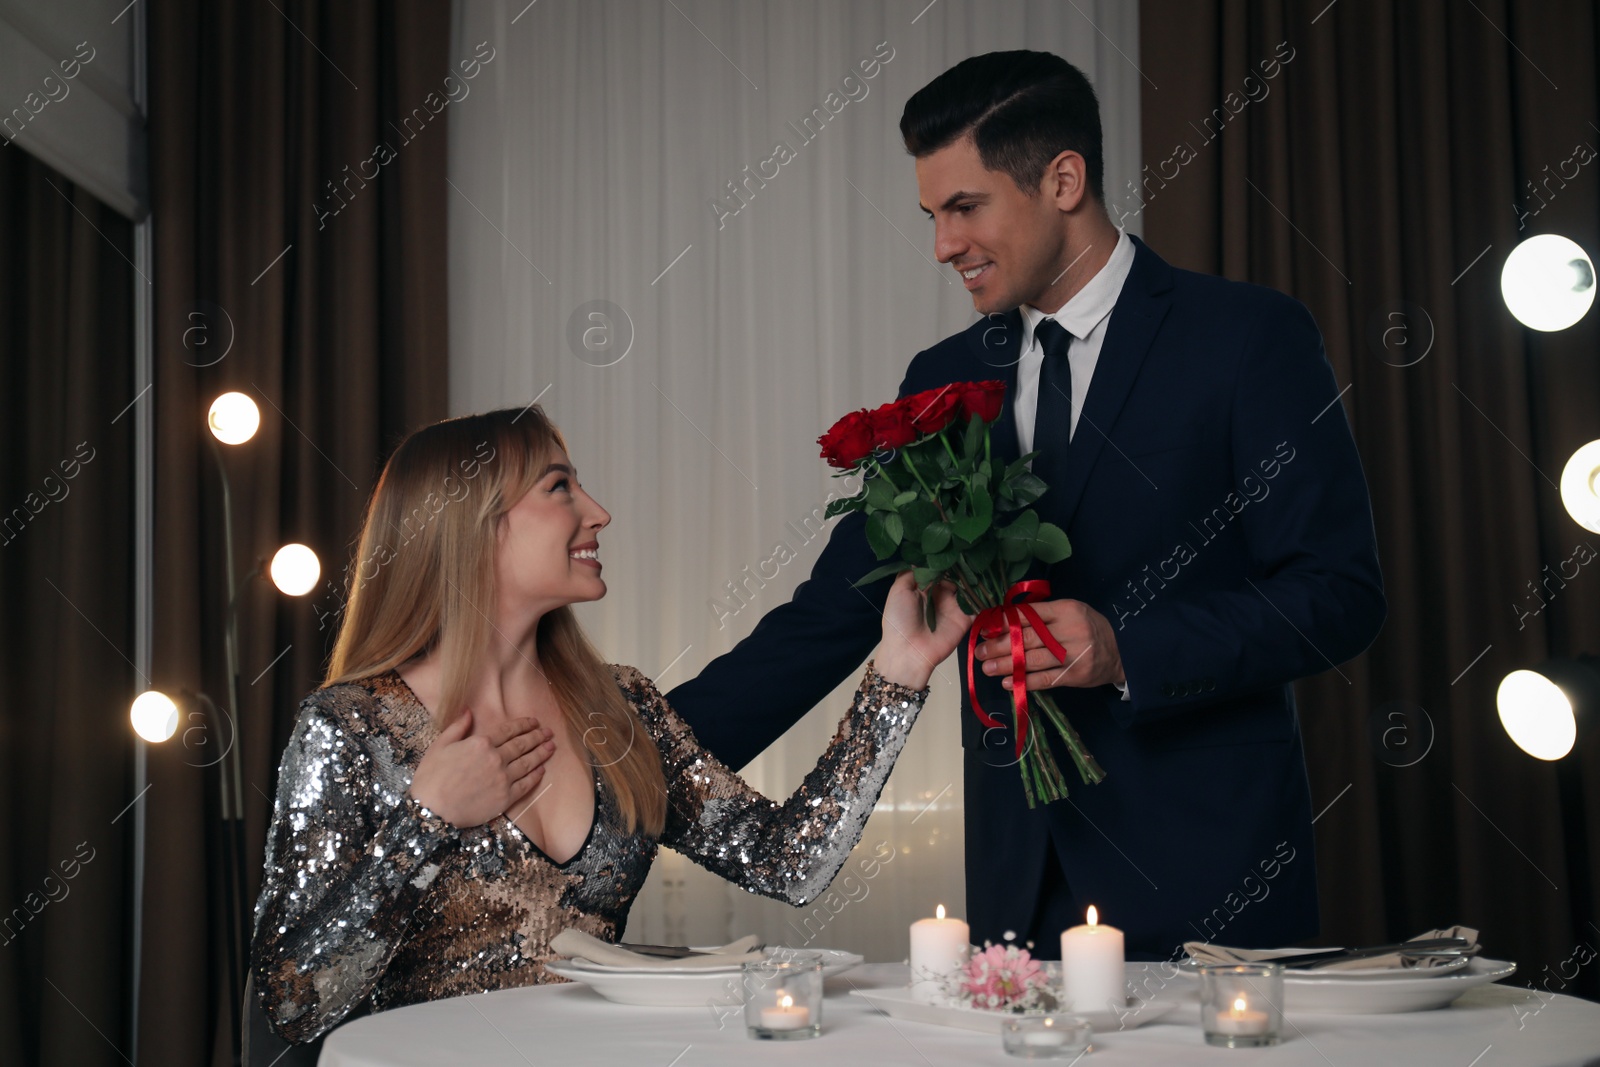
xmin=1007 ymin=452 xmax=1041 ymax=480
xmin=883 ymin=511 xmax=904 ymax=547
xmin=998 ymin=510 xmax=1039 ymax=541
xmin=899 ymin=498 xmax=939 ymax=533
xmin=1000 ymin=535 xmax=1033 ymax=562
xmin=892 ymin=490 xmax=918 ymax=508
xmin=865 ymin=476 xmax=899 ymax=511
xmin=973 ymin=482 xmax=994 ymax=521
xmin=852 ymin=560 xmax=914 ymax=587
xmin=1007 ymin=472 xmax=1048 ymax=508
xmin=963 ymin=412 xmax=984 ymax=459
xmin=865 ymin=511 xmax=896 ymax=559
xmin=909 ymin=451 xmax=942 ymax=488
xmin=967 ymin=540 xmax=998 ymax=571
xmin=922 ymin=522 xmax=952 ymax=553
xmin=951 ymin=510 xmax=991 ymax=542
xmin=1031 ymin=522 xmax=1072 ymax=564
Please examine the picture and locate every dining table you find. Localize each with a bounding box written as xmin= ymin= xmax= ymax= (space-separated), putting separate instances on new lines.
xmin=318 ymin=961 xmax=1600 ymax=1066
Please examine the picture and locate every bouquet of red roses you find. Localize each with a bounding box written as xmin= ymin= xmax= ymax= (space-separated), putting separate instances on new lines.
xmin=819 ymin=381 xmax=1105 ymax=807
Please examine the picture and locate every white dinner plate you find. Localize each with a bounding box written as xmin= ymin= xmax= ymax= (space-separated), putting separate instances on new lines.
xmin=1283 ymin=957 xmax=1517 ymax=1014
xmin=1176 ymin=949 xmax=1471 ymax=981
xmin=849 ymin=986 xmax=1180 ymax=1034
xmin=545 ymin=949 xmax=864 ymax=1006
xmin=1175 ymin=957 xmax=1516 ymax=1014
xmin=558 ymin=947 xmax=863 ymax=977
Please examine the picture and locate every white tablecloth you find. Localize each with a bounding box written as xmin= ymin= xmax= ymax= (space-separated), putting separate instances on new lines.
xmin=319 ymin=962 xmax=1600 ymax=1067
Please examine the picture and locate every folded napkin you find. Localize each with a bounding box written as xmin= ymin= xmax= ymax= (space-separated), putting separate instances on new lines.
xmin=550 ymin=928 xmax=766 ymax=970
xmin=1184 ymin=926 xmax=1481 ymax=973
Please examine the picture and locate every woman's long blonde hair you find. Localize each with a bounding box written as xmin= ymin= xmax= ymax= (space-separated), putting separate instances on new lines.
xmin=324 ymin=406 xmax=666 ymax=836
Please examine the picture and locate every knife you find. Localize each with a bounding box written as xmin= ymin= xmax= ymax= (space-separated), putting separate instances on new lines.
xmin=1259 ymin=937 xmax=1472 ymax=969
xmin=618 ymin=942 xmax=767 ymax=959
xmin=618 ymin=942 xmax=706 ymax=959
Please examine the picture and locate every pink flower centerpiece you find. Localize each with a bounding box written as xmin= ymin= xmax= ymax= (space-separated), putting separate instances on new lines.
xmin=941 ymin=942 xmax=1062 ymax=1013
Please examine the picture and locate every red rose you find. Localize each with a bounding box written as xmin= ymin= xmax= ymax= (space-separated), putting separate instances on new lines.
xmin=818 ymin=408 xmax=877 ymax=468
xmin=905 ymin=386 xmax=963 ymax=435
xmin=956 ymin=379 xmax=1007 ymax=424
xmin=869 ymin=400 xmax=918 ymax=450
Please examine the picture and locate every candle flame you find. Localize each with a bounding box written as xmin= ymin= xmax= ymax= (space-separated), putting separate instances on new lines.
xmin=780 ymin=995 xmax=794 ymax=1009
xmin=1233 ymin=997 xmax=1248 ymax=1013
xmin=1086 ymin=905 xmax=1098 ymax=926
xmin=936 ymin=904 xmax=946 ymax=920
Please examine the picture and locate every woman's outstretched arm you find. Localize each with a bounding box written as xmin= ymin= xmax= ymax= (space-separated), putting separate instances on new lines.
xmin=249 ymin=692 xmax=460 ymax=1045
xmin=618 ymin=662 xmax=927 ymax=906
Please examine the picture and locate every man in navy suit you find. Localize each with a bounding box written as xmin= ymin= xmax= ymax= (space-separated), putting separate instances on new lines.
xmin=668 ymin=51 xmax=1384 ymax=962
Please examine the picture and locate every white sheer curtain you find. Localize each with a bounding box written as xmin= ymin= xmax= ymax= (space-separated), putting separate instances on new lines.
xmin=448 ymin=0 xmax=1141 ymax=962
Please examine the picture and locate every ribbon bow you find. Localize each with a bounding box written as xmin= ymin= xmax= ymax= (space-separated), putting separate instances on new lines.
xmin=965 ymin=580 xmax=1068 ymax=759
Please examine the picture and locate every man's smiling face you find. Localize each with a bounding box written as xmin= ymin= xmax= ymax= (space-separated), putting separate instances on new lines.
xmin=916 ymin=135 xmax=1067 ymax=315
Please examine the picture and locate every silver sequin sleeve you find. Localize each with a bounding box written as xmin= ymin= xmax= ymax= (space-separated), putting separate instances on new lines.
xmin=619 ymin=660 xmax=927 ymax=906
xmin=249 ymin=692 xmax=460 ymax=1045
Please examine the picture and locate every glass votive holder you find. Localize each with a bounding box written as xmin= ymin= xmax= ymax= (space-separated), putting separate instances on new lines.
xmin=741 ymin=951 xmax=823 ymax=1040
xmin=1001 ymin=1014 xmax=1093 ymax=1059
xmin=1197 ymin=963 xmax=1283 ymax=1048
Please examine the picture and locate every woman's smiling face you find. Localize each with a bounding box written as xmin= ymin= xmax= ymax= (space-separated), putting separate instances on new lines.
xmin=495 ymin=449 xmax=612 ymax=611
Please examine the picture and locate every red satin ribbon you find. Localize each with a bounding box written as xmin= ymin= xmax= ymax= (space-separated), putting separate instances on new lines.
xmin=966 ymin=580 xmax=1069 ymax=759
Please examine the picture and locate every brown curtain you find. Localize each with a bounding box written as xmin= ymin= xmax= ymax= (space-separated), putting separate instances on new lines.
xmin=1141 ymin=0 xmax=1600 ymax=995
xmin=0 ymin=153 xmax=136 ymax=1067
xmin=144 ymin=2 xmax=450 ymax=1063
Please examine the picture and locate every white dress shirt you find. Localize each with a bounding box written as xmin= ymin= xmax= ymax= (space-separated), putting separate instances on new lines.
xmin=1012 ymin=228 xmax=1137 ymax=699
xmin=1014 ymin=228 xmax=1137 ymax=453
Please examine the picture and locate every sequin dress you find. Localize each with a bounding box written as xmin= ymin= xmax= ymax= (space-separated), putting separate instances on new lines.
xmin=250 ymin=661 xmax=926 ymax=1044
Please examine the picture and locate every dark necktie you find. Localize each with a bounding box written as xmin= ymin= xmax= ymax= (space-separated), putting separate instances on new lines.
xmin=1030 ymin=317 xmax=1075 ymax=494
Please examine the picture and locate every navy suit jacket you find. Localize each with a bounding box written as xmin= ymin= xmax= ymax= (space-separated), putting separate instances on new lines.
xmin=667 ymin=236 xmax=1385 ymax=958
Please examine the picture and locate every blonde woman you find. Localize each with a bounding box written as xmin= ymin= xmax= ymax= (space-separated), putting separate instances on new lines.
xmin=250 ymin=406 xmax=969 ymax=1045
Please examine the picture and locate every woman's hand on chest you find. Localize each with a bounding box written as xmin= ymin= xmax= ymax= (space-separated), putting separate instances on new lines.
xmin=408 ymin=708 xmax=556 ymax=828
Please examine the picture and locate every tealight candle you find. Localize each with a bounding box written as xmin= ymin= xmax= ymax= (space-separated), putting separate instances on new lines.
xmin=1198 ymin=962 xmax=1283 ymax=1048
xmin=909 ymin=904 xmax=970 ymax=1003
xmin=1001 ymin=1014 xmax=1094 ymax=1059
xmin=743 ymin=954 xmax=824 ymax=1040
xmin=1060 ymin=905 xmax=1125 ymax=1013
xmin=759 ymin=993 xmax=812 ymax=1031
xmin=1213 ymin=995 xmax=1270 ymax=1036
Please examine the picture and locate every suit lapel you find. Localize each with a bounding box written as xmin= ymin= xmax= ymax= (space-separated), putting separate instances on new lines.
xmin=961 ymin=308 xmax=1024 ymax=470
xmin=1040 ymin=236 xmax=1174 ymax=531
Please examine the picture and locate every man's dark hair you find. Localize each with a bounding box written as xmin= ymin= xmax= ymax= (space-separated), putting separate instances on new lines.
xmin=900 ymin=51 xmax=1105 ymax=204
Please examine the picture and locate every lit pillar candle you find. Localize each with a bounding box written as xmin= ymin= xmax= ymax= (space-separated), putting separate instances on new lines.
xmin=909 ymin=904 xmax=970 ymax=1003
xmin=1060 ymin=905 xmax=1125 ymax=1012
